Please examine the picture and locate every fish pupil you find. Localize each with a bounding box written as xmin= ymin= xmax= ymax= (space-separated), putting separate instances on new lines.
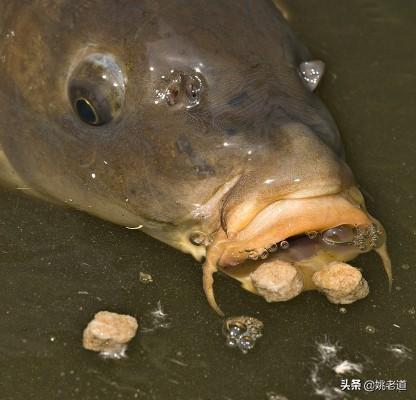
xmin=75 ymin=98 xmax=100 ymax=126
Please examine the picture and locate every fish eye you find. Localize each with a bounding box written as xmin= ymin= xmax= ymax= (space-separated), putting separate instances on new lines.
xmin=68 ymin=53 xmax=125 ymax=126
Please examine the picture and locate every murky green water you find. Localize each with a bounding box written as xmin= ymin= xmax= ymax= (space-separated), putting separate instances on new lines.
xmin=1 ymin=1 xmax=415 ymax=399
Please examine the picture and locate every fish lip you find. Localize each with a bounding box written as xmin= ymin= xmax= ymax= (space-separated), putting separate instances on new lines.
xmin=215 ymin=191 xmax=373 ymax=268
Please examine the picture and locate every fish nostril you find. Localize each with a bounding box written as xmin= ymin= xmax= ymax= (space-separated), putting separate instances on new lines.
xmin=154 ymin=70 xmax=203 ymax=109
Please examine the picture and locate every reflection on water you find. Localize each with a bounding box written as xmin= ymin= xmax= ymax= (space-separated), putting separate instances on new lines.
xmin=0 ymin=1 xmax=415 ymax=399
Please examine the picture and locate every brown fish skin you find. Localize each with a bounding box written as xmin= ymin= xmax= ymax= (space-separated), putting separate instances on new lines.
xmin=0 ymin=1 xmax=390 ymax=313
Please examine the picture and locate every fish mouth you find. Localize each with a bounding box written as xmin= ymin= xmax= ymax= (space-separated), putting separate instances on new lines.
xmin=203 ymin=187 xmax=391 ymax=315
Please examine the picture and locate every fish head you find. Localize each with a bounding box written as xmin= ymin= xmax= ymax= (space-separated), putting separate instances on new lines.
xmin=0 ymin=1 xmax=390 ymax=309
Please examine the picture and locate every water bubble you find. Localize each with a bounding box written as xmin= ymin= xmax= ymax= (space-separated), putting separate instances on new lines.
xmin=266 ymin=243 xmax=278 ymax=253
xmin=279 ymin=240 xmax=289 ymax=250
xmin=226 ymin=337 xmax=238 ymax=348
xmin=227 ymin=321 xmax=247 ymax=337
xmin=321 ymin=223 xmax=384 ymax=251
xmin=260 ymin=250 xmax=269 ymax=260
xmin=365 ymin=325 xmax=376 ymax=334
xmin=299 ymin=60 xmax=325 ymax=91
xmin=322 ymin=224 xmax=354 ymax=245
xmin=339 ymin=307 xmax=347 ymax=314
xmin=239 ymin=335 xmax=255 ymax=351
xmin=222 ymin=316 xmax=264 ymax=354
xmin=306 ymin=231 xmax=318 ymax=239
xmin=249 ymin=326 xmax=262 ymax=336
xmin=139 ymin=272 xmax=153 ymax=284
xmin=248 ymin=251 xmax=259 ymax=260
xmin=353 ymin=223 xmax=384 ymax=251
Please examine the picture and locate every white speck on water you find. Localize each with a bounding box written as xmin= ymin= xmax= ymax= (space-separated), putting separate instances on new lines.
xmin=169 ymin=358 xmax=188 ymax=367
xmin=310 ymin=337 xmax=365 ymax=399
xmin=125 ymin=225 xmax=143 ymax=230
xmin=77 ymin=291 xmax=89 ymax=295
xmin=151 ymin=301 xmax=167 ymax=319
xmin=149 ymin=66 xmax=154 ymax=71
xmin=103 ymin=160 xmax=109 ymax=165
xmin=139 ymin=272 xmax=153 ymax=284
xmin=316 ymin=340 xmax=340 ymax=363
xmin=364 ymin=325 xmax=376 ymax=334
xmin=386 ymin=344 xmax=413 ymax=361
xmin=141 ymin=301 xmax=172 ymax=332
xmin=102 ymin=74 xmax=107 ymax=80
xmin=339 ymin=307 xmax=347 ymax=314
xmin=113 ymin=82 xmax=119 ymax=87
xmin=50 ymin=336 xmax=56 ymax=342
xmin=393 ymin=323 xmax=401 ymax=328
xmin=99 ymin=346 xmax=127 ymax=360
xmin=401 ymin=263 xmax=410 ymax=270
xmin=333 ymin=360 xmax=363 ymax=375
xmin=91 ymin=173 xmax=96 ymax=179
xmin=313 ymin=387 xmax=345 ymax=400
xmin=266 ymin=392 xmax=288 ymax=400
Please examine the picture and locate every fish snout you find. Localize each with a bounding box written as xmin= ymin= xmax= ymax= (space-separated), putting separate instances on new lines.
xmin=203 ymin=187 xmax=390 ymax=314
